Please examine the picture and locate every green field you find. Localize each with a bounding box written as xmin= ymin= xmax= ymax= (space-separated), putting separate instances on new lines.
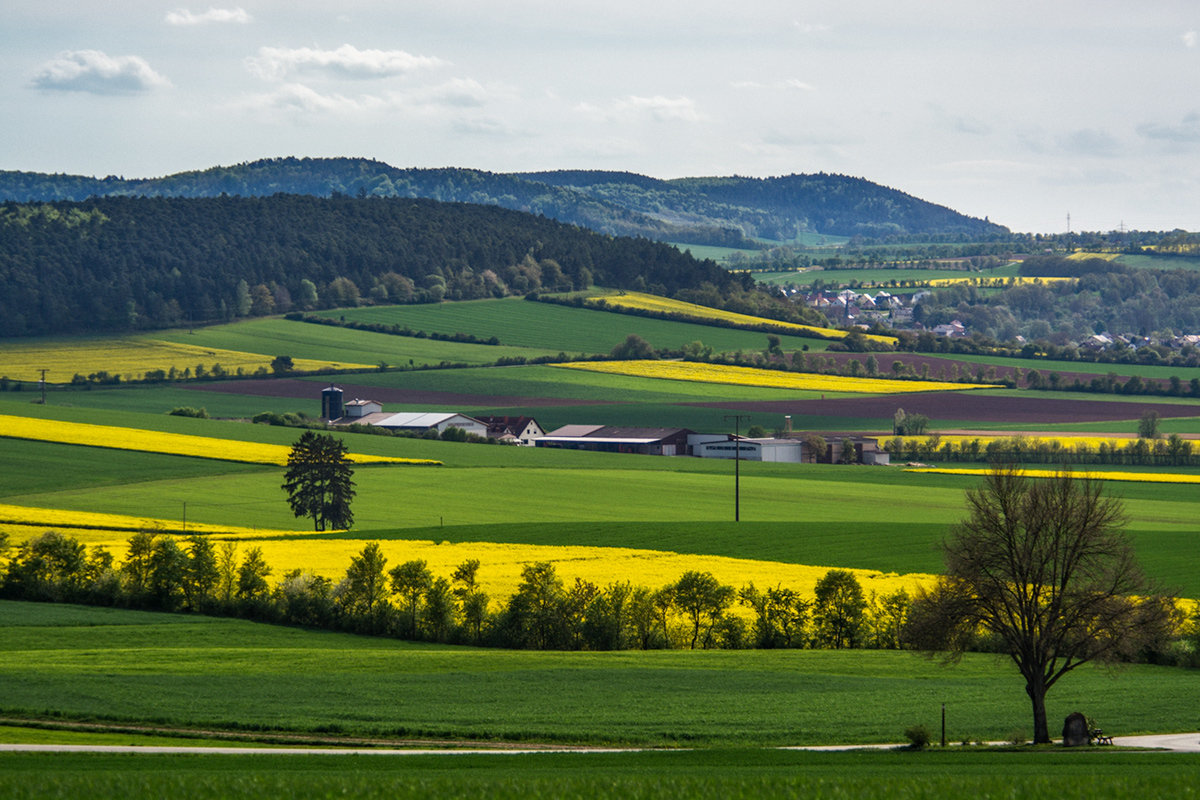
xmin=3 ymin=601 xmax=1196 ymax=747
xmin=4 ymin=748 xmax=1198 ymax=800
xmin=153 ymin=317 xmax=563 ymax=368
xmin=312 ymin=297 xmax=832 ymax=355
xmin=4 ymin=294 xmax=1200 ymax=780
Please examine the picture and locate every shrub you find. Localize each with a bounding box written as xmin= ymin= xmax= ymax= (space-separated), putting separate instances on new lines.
xmin=168 ymin=406 xmax=208 ymax=419
xmin=903 ymin=724 xmax=931 ymax=749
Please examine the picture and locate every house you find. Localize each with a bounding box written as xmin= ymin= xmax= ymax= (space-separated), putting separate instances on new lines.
xmin=535 ymin=425 xmax=695 ymax=455
xmin=475 ymin=415 xmax=545 ymax=446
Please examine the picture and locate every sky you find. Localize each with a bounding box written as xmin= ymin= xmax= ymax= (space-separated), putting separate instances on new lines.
xmin=3 ymin=1 xmax=1198 ymax=234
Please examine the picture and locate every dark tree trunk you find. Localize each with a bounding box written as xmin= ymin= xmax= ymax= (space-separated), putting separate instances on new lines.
xmin=1026 ymin=674 xmax=1051 ymax=744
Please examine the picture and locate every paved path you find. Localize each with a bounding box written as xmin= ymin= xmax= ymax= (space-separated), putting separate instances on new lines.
xmin=1111 ymin=733 xmax=1200 ymax=752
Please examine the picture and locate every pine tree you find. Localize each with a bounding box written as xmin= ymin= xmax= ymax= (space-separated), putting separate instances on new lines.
xmin=281 ymin=432 xmax=356 ymax=531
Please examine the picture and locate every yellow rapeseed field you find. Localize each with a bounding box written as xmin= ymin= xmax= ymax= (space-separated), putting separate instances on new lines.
xmin=0 ymin=414 xmax=440 ymax=466
xmin=877 ymin=434 xmax=1138 ymax=450
xmin=8 ymin=520 xmax=932 ymax=603
xmin=1066 ymin=252 xmax=1121 ymax=261
xmin=555 ymin=360 xmax=993 ymax=394
xmin=0 ymin=336 xmax=372 ymax=383
xmin=0 ymin=504 xmax=295 ymax=541
xmin=588 ymin=290 xmax=897 ymax=346
xmin=904 ymin=466 xmax=1200 ymax=485
xmin=925 ymin=276 xmax=1075 ymax=287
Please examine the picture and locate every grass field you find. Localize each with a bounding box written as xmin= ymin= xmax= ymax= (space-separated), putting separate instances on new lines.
xmin=3 ymin=601 xmax=1197 ymax=748
xmin=315 ymin=297 xmax=833 ymax=355
xmin=153 ymin=318 xmax=563 ymax=369
xmin=4 ymin=748 xmax=1198 ymax=800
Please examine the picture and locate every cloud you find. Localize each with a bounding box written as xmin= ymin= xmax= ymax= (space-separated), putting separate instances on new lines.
xmin=793 ymin=21 xmax=831 ymax=35
xmin=1184 ymin=30 xmax=1197 ymax=48
xmin=31 ymin=50 xmax=169 ymax=95
xmin=165 ymin=7 xmax=251 ymax=26
xmin=577 ymin=95 xmax=702 ymax=123
xmin=241 ymin=83 xmax=382 ymax=114
xmin=1138 ymin=112 xmax=1200 ymax=144
xmin=405 ymin=78 xmax=489 ymax=109
xmin=246 ymin=44 xmax=445 ymax=81
xmin=732 ymin=79 xmax=815 ymax=91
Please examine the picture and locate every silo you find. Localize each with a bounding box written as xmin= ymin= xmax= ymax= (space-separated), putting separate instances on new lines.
xmin=321 ymin=385 xmax=344 ymax=420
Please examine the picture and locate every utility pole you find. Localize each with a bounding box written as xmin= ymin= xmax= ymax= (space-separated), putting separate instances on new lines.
xmin=723 ymin=414 xmax=750 ymax=522
xmin=38 ymin=369 xmax=48 ymax=405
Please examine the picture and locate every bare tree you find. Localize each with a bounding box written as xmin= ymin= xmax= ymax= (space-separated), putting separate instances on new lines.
xmin=907 ymin=466 xmax=1177 ymax=744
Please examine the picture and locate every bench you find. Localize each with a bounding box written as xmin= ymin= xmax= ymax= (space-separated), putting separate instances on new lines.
xmin=1089 ymin=728 xmax=1114 ymax=746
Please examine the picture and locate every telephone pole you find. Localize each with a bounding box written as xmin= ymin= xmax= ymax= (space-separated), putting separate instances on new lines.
xmin=38 ymin=369 xmax=48 ymax=405
xmin=723 ymin=414 xmax=750 ymax=522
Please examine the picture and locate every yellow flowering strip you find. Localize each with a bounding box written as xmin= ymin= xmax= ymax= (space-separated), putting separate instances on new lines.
xmin=0 ymin=504 xmax=297 ymax=538
xmin=587 ymin=290 xmax=897 ymax=345
xmin=555 ymin=360 xmax=993 ymax=393
xmin=904 ymin=466 xmax=1200 ymax=485
xmin=876 ymin=434 xmax=1144 ymax=450
xmin=0 ymin=336 xmax=372 ymax=383
xmin=925 ymin=276 xmax=1075 ymax=287
xmin=0 ymin=414 xmax=440 ymax=466
xmin=1066 ymin=252 xmax=1121 ymax=261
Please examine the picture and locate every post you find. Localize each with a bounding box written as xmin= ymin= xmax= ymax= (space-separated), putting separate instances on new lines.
xmin=941 ymin=703 xmax=946 ymax=748
xmin=182 ymin=501 xmax=187 ymax=535
xmin=38 ymin=369 xmax=48 ymax=405
xmin=723 ymin=414 xmax=750 ymax=522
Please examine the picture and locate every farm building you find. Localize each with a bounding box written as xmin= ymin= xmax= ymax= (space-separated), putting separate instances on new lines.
xmin=330 ymin=401 xmax=488 ymax=437
xmin=475 ymin=415 xmax=545 ymax=446
xmin=693 ymin=436 xmax=804 ymax=463
xmin=535 ymin=425 xmax=694 ymax=455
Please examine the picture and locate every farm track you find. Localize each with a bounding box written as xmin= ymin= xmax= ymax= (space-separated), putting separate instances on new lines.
xmin=183 ymin=377 xmax=624 ymax=407
xmin=692 ymin=392 xmax=1200 ymax=424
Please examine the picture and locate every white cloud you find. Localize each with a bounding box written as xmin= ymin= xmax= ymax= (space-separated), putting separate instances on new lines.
xmin=793 ymin=21 xmax=831 ymax=35
xmin=577 ymin=95 xmax=702 ymax=123
xmin=165 ymin=7 xmax=251 ymax=26
xmin=31 ymin=50 xmax=169 ymax=95
xmin=241 ymin=83 xmax=382 ymax=114
xmin=1183 ymin=30 xmax=1197 ymax=48
xmin=732 ymin=78 xmax=815 ymax=91
xmin=246 ymin=44 xmax=445 ymax=81
xmin=404 ymin=78 xmax=489 ymax=109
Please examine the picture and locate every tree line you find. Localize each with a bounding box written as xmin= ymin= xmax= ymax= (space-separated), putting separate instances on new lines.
xmin=1 ymin=529 xmax=919 ymax=652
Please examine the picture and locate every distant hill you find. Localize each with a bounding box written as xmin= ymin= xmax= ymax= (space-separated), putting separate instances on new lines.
xmin=0 ymin=157 xmax=1008 ymax=244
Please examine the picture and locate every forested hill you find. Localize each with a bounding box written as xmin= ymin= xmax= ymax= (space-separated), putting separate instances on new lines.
xmin=0 ymin=195 xmax=754 ymax=337
xmin=519 ymin=171 xmax=1008 ymax=241
xmin=0 ymin=157 xmax=1007 ymax=244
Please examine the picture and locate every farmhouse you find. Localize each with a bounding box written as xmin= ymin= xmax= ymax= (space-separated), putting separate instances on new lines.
xmin=475 ymin=415 xmax=545 ymax=446
xmin=535 ymin=425 xmax=694 ymax=455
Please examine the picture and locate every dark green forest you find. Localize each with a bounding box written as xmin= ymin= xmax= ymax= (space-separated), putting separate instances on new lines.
xmin=0 ymin=156 xmax=1007 ymax=244
xmin=0 ymin=195 xmax=762 ymax=337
